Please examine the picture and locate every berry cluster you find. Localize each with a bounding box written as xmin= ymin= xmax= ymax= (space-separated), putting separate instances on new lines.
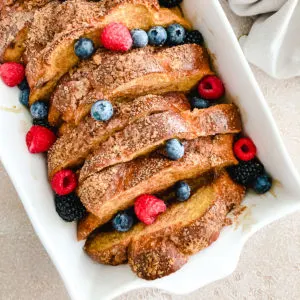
xmin=72 ymin=22 xmax=204 ymax=55
xmin=0 ymin=62 xmax=81 ymax=222
xmin=229 ymin=137 xmax=272 ymax=194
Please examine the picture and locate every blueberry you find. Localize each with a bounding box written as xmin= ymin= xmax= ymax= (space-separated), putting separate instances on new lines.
xmin=190 ymin=96 xmax=211 ymax=109
xmin=167 ymin=23 xmax=185 ymax=46
xmin=91 ymin=100 xmax=114 ymax=121
xmin=112 ymin=211 xmax=134 ymax=232
xmin=18 ymin=78 xmax=29 ymax=91
xmin=252 ymin=174 xmax=272 ymax=194
xmin=148 ymin=26 xmax=167 ymax=46
xmin=74 ymin=38 xmax=95 ymax=59
xmin=175 ymin=181 xmax=191 ymax=201
xmin=165 ymin=138 xmax=184 ymax=160
xmin=19 ymin=89 xmax=30 ymax=107
xmin=30 ymin=101 xmax=48 ymax=119
xmin=131 ymin=29 xmax=148 ymax=48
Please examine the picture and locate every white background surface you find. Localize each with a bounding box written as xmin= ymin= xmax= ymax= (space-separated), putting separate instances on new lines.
xmin=1 ymin=1 xmax=300 ymax=299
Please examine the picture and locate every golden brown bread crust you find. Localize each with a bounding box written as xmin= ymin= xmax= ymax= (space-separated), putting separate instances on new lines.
xmin=48 ymin=44 xmax=210 ymax=126
xmin=78 ymin=135 xmax=238 ymax=230
xmin=79 ymin=104 xmax=241 ymax=181
xmin=129 ymin=173 xmax=245 ymax=280
xmin=84 ymin=172 xmax=245 ymax=279
xmin=25 ymin=0 xmax=192 ymax=104
xmin=0 ymin=0 xmax=54 ymax=62
xmin=47 ymin=93 xmax=190 ymax=179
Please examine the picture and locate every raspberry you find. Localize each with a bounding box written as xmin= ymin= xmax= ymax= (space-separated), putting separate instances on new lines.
xmin=26 ymin=125 xmax=56 ymax=153
xmin=51 ymin=169 xmax=77 ymax=196
xmin=134 ymin=194 xmax=166 ymax=225
xmin=101 ymin=23 xmax=132 ymax=52
xmin=234 ymin=137 xmax=257 ymax=161
xmin=198 ymin=75 xmax=225 ymax=100
xmin=0 ymin=62 xmax=25 ymax=87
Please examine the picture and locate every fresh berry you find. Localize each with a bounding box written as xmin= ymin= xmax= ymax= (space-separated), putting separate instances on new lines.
xmin=33 ymin=118 xmax=55 ymax=132
xmin=30 ymin=100 xmax=48 ymax=119
xmin=19 ymin=89 xmax=30 ymax=107
xmin=134 ymin=194 xmax=166 ymax=225
xmin=184 ymin=30 xmax=204 ymax=45
xmin=189 ymin=96 xmax=211 ymax=109
xmin=174 ymin=181 xmax=191 ymax=201
xmin=112 ymin=210 xmax=134 ymax=232
xmin=101 ymin=23 xmax=132 ymax=52
xmin=167 ymin=23 xmax=185 ymax=45
xmin=54 ymin=193 xmax=86 ymax=222
xmin=198 ymin=75 xmax=225 ymax=100
xmin=26 ymin=125 xmax=56 ymax=153
xmin=91 ymin=100 xmax=114 ymax=121
xmin=165 ymin=138 xmax=184 ymax=160
xmin=18 ymin=78 xmax=29 ymax=90
xmin=51 ymin=169 xmax=77 ymax=196
xmin=131 ymin=29 xmax=148 ymax=48
xmin=159 ymin=0 xmax=182 ymax=8
xmin=148 ymin=26 xmax=167 ymax=46
xmin=227 ymin=159 xmax=264 ymax=186
xmin=209 ymin=231 xmax=220 ymax=245
xmin=0 ymin=62 xmax=25 ymax=87
xmin=234 ymin=137 xmax=257 ymax=161
xmin=252 ymin=174 xmax=272 ymax=194
xmin=74 ymin=38 xmax=95 ymax=59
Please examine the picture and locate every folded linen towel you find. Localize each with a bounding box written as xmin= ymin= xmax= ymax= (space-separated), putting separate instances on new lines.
xmin=229 ymin=0 xmax=300 ymax=79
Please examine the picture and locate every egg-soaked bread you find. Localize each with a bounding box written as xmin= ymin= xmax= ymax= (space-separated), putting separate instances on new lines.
xmin=78 ymin=135 xmax=238 ymax=232
xmin=48 ymin=44 xmax=210 ymax=126
xmin=47 ymin=93 xmax=190 ymax=179
xmin=84 ymin=172 xmax=245 ymax=279
xmin=79 ymin=104 xmax=241 ymax=182
xmin=25 ymin=0 xmax=191 ymax=104
xmin=0 ymin=0 xmax=55 ymax=62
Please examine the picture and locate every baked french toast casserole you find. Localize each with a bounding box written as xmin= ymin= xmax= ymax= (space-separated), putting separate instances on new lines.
xmin=0 ymin=0 xmax=273 ymax=280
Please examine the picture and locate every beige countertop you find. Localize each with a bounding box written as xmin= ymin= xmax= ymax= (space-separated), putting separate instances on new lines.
xmin=1 ymin=1 xmax=300 ymax=299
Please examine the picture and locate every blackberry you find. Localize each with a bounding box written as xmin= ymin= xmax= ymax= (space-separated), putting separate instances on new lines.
xmin=227 ymin=159 xmax=264 ymax=187
xmin=54 ymin=193 xmax=86 ymax=222
xmin=33 ymin=118 xmax=56 ymax=132
xmin=159 ymin=0 xmax=182 ymax=8
xmin=184 ymin=30 xmax=204 ymax=45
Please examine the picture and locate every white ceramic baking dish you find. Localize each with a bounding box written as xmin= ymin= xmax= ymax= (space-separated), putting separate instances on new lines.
xmin=1 ymin=0 xmax=300 ymax=299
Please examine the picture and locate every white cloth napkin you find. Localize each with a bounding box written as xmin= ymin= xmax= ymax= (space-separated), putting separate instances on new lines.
xmin=228 ymin=0 xmax=300 ymax=79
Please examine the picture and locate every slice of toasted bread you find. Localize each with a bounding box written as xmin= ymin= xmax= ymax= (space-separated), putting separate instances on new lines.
xmin=25 ymin=0 xmax=192 ymax=104
xmin=48 ymin=44 xmax=210 ymax=126
xmin=78 ymin=135 xmax=238 ymax=231
xmin=84 ymin=172 xmax=245 ymax=279
xmin=0 ymin=0 xmax=55 ymax=62
xmin=47 ymin=93 xmax=190 ymax=179
xmin=79 ymin=104 xmax=241 ymax=181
